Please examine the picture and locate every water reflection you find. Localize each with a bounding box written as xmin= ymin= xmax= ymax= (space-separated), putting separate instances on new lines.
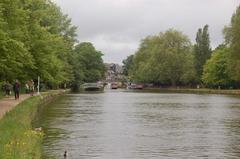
xmin=39 ymin=90 xmax=240 ymax=159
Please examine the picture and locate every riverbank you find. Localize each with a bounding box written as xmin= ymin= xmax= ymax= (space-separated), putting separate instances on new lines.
xmin=143 ymin=87 xmax=240 ymax=95
xmin=0 ymin=90 xmax=66 ymax=159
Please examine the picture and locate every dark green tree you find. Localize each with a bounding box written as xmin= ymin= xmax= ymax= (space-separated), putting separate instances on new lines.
xmin=0 ymin=0 xmax=34 ymax=81
xmin=73 ymin=42 xmax=105 ymax=83
xmin=202 ymin=46 xmax=232 ymax=88
xmin=0 ymin=0 xmax=78 ymax=87
xmin=194 ymin=25 xmax=212 ymax=82
xmin=131 ymin=29 xmax=196 ymax=86
xmin=224 ymin=5 xmax=240 ymax=82
xmin=122 ymin=55 xmax=134 ymax=76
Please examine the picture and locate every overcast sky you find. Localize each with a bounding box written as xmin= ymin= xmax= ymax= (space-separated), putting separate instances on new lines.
xmin=52 ymin=0 xmax=239 ymax=64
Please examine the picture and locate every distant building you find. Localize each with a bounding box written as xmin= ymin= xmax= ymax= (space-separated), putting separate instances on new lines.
xmin=105 ymin=63 xmax=124 ymax=82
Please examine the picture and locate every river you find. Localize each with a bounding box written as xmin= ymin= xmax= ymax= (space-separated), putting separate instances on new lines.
xmin=39 ymin=89 xmax=240 ymax=159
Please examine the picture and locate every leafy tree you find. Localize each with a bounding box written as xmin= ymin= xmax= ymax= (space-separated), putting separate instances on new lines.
xmin=224 ymin=5 xmax=240 ymax=82
xmin=0 ymin=0 xmax=79 ymax=87
xmin=73 ymin=42 xmax=105 ymax=83
xmin=202 ymin=46 xmax=232 ymax=88
xmin=0 ymin=0 xmax=35 ymax=81
xmin=122 ymin=55 xmax=134 ymax=76
xmin=0 ymin=32 xmax=35 ymax=81
xmin=194 ymin=25 xmax=212 ymax=82
xmin=24 ymin=0 xmax=77 ymax=85
xmin=131 ymin=29 xmax=196 ymax=86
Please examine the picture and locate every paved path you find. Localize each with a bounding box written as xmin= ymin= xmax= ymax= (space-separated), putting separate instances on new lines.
xmin=0 ymin=94 xmax=31 ymax=119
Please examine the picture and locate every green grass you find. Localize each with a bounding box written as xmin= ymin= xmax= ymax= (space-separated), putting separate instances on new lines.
xmin=0 ymin=96 xmax=44 ymax=159
xmin=0 ymin=97 xmax=43 ymax=159
xmin=0 ymin=90 xmax=66 ymax=159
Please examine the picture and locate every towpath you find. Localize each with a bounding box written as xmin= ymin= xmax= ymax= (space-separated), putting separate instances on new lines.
xmin=0 ymin=94 xmax=31 ymax=119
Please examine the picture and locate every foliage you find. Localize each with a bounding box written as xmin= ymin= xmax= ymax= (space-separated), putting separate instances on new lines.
xmin=122 ymin=55 xmax=134 ymax=76
xmin=0 ymin=0 xmax=76 ymax=84
xmin=202 ymin=46 xmax=233 ymax=88
xmin=194 ymin=25 xmax=212 ymax=82
xmin=0 ymin=32 xmax=34 ymax=81
xmin=224 ymin=5 xmax=240 ymax=82
xmin=73 ymin=42 xmax=105 ymax=83
xmin=130 ymin=29 xmax=196 ymax=86
xmin=0 ymin=0 xmax=104 ymax=88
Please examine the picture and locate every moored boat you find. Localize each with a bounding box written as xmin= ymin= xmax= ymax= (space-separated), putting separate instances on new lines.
xmin=127 ymin=83 xmax=144 ymax=89
xmin=111 ymin=82 xmax=118 ymax=89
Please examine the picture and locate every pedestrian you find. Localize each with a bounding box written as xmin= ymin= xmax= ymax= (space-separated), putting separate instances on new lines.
xmin=2 ymin=81 xmax=6 ymax=96
xmin=13 ymin=79 xmax=20 ymax=100
xmin=25 ymin=81 xmax=29 ymax=93
xmin=5 ymin=81 xmax=11 ymax=97
xmin=29 ymin=79 xmax=34 ymax=96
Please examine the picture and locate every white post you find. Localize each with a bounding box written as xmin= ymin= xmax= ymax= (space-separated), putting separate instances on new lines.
xmin=37 ymin=76 xmax=40 ymax=95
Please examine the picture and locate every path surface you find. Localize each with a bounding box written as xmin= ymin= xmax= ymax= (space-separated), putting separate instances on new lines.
xmin=0 ymin=94 xmax=31 ymax=119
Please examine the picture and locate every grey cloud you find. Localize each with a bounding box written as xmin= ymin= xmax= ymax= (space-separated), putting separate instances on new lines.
xmin=52 ymin=0 xmax=240 ymax=63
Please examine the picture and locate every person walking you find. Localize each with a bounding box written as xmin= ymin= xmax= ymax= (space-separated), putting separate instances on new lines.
xmin=2 ymin=81 xmax=6 ymax=96
xmin=25 ymin=81 xmax=29 ymax=93
xmin=28 ymin=79 xmax=34 ymax=96
xmin=13 ymin=80 xmax=20 ymax=100
xmin=5 ymin=81 xmax=11 ymax=97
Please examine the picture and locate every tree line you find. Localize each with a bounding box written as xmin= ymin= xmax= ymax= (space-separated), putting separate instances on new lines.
xmin=123 ymin=5 xmax=240 ymax=89
xmin=0 ymin=0 xmax=105 ymax=90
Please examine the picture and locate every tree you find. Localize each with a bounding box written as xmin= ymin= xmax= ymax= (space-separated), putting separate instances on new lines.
xmin=122 ymin=55 xmax=134 ymax=76
xmin=130 ymin=29 xmax=196 ymax=86
xmin=24 ymin=0 xmax=77 ymax=85
xmin=0 ymin=0 xmax=34 ymax=81
xmin=224 ymin=5 xmax=240 ymax=82
xmin=0 ymin=0 xmax=80 ymax=88
xmin=73 ymin=42 xmax=105 ymax=83
xmin=202 ymin=46 xmax=232 ymax=88
xmin=0 ymin=32 xmax=35 ymax=81
xmin=194 ymin=25 xmax=212 ymax=82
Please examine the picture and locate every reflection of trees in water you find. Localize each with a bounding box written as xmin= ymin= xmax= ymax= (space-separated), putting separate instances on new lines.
xmin=40 ymin=94 xmax=104 ymax=159
xmin=223 ymin=105 xmax=240 ymax=158
xmin=40 ymin=93 xmax=240 ymax=158
xmin=37 ymin=96 xmax=72 ymax=159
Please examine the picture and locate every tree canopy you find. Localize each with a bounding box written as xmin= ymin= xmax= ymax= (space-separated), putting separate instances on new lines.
xmin=224 ymin=5 xmax=240 ymax=82
xmin=0 ymin=0 xmax=105 ymax=89
xmin=194 ymin=25 xmax=212 ymax=82
xmin=202 ymin=46 xmax=232 ymax=88
xmin=129 ymin=29 xmax=196 ymax=86
xmin=122 ymin=55 xmax=134 ymax=76
xmin=73 ymin=42 xmax=105 ymax=83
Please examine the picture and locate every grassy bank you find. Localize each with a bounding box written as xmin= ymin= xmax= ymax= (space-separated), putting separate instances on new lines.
xmin=144 ymin=87 xmax=240 ymax=95
xmin=0 ymin=90 xmax=66 ymax=159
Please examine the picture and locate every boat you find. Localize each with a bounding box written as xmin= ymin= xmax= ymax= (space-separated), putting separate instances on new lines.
xmin=82 ymin=83 xmax=104 ymax=91
xmin=135 ymin=84 xmax=144 ymax=89
xmin=111 ymin=82 xmax=118 ymax=89
xmin=127 ymin=83 xmax=144 ymax=89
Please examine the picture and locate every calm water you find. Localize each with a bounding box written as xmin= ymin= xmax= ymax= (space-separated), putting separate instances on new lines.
xmin=39 ymin=90 xmax=240 ymax=159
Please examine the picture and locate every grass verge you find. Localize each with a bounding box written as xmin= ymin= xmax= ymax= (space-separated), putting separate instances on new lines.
xmin=0 ymin=96 xmax=43 ymax=159
xmin=0 ymin=97 xmax=43 ymax=159
xmin=0 ymin=90 xmax=66 ymax=159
